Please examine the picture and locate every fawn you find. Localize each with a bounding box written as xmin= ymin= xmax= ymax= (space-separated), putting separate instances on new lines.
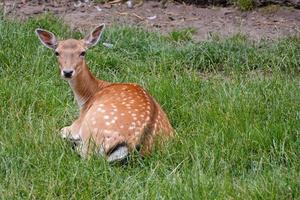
xmin=35 ymin=24 xmax=173 ymax=162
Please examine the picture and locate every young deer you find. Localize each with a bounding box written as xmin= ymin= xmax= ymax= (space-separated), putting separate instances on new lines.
xmin=35 ymin=24 xmax=173 ymax=162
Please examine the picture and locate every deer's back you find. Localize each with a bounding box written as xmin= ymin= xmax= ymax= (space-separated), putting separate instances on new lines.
xmin=80 ymin=83 xmax=173 ymax=154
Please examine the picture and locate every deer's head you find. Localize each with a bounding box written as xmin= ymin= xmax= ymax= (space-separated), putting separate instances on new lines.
xmin=35 ymin=24 xmax=105 ymax=80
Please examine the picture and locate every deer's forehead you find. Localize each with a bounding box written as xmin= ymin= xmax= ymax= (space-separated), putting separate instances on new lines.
xmin=57 ymin=39 xmax=85 ymax=51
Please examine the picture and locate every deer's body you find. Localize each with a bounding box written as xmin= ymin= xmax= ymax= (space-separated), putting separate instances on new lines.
xmin=36 ymin=25 xmax=173 ymax=162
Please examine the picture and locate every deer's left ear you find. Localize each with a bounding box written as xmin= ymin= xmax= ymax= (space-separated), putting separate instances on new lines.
xmin=84 ymin=24 xmax=105 ymax=48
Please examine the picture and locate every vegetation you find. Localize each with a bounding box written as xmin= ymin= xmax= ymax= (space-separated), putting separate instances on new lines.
xmin=0 ymin=14 xmax=299 ymax=199
xmin=167 ymin=28 xmax=197 ymax=42
xmin=235 ymin=0 xmax=255 ymax=10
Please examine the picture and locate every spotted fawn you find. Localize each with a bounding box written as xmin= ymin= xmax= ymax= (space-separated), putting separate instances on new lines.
xmin=35 ymin=24 xmax=173 ymax=162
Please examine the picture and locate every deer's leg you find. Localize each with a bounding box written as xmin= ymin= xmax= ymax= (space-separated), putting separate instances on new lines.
xmin=107 ymin=145 xmax=129 ymax=163
xmin=75 ymin=123 xmax=99 ymax=159
xmin=140 ymin=137 xmax=153 ymax=156
xmin=76 ymin=137 xmax=129 ymax=162
xmin=79 ymin=128 xmax=129 ymax=162
xmin=60 ymin=118 xmax=82 ymax=140
xmin=78 ymin=138 xmax=95 ymax=160
xmin=106 ymin=142 xmax=129 ymax=163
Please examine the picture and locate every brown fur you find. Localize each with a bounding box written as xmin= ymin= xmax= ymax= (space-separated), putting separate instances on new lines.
xmin=36 ymin=25 xmax=173 ymax=160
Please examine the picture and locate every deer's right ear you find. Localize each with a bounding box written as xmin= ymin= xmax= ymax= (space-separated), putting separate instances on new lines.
xmin=35 ymin=28 xmax=58 ymax=50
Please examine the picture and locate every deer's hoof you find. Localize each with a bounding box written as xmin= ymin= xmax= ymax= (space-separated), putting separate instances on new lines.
xmin=60 ymin=127 xmax=70 ymax=139
xmin=60 ymin=127 xmax=71 ymax=139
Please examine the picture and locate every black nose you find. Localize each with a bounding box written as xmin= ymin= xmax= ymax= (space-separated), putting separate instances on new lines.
xmin=63 ymin=70 xmax=73 ymax=78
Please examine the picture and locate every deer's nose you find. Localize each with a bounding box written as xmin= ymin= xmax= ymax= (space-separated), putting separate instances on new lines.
xmin=62 ymin=70 xmax=74 ymax=78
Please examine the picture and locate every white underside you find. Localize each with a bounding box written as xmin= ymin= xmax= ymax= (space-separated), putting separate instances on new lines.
xmin=107 ymin=146 xmax=129 ymax=163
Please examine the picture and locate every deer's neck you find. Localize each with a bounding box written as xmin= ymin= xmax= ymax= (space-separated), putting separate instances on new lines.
xmin=68 ymin=62 xmax=108 ymax=109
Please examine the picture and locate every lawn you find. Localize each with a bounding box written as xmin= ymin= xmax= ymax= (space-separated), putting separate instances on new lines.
xmin=0 ymin=14 xmax=299 ymax=199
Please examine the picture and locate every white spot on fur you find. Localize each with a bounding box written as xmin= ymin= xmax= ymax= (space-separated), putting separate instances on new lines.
xmin=104 ymin=130 xmax=111 ymax=134
xmin=104 ymin=115 xmax=109 ymax=119
xmin=97 ymin=108 xmax=105 ymax=113
xmin=129 ymin=123 xmax=136 ymax=130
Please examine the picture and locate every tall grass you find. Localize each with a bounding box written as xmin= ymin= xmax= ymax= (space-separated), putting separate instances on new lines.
xmin=0 ymin=14 xmax=299 ymax=199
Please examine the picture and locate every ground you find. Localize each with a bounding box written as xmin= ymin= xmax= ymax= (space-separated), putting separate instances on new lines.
xmin=2 ymin=0 xmax=300 ymax=41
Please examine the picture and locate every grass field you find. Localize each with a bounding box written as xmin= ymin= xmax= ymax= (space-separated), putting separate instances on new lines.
xmin=0 ymin=14 xmax=300 ymax=199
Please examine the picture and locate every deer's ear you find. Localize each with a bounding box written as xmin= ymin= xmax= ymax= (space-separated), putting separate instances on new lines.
xmin=35 ymin=28 xmax=58 ymax=50
xmin=84 ymin=24 xmax=105 ymax=48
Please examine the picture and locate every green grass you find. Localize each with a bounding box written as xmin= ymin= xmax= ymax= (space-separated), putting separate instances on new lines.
xmin=167 ymin=27 xmax=197 ymax=42
xmin=235 ymin=0 xmax=255 ymax=10
xmin=0 ymin=14 xmax=300 ymax=199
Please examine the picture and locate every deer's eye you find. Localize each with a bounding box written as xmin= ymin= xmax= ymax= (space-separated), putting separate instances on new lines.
xmin=55 ymin=51 xmax=59 ymax=56
xmin=80 ymin=51 xmax=86 ymax=57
